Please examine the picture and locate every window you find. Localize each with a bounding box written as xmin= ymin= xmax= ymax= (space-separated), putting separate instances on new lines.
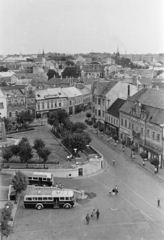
xmin=47 ymin=102 xmax=49 ymax=109
xmin=141 ymin=128 xmax=143 ymax=135
xmin=51 ymin=101 xmax=53 ymax=108
xmin=28 ymin=177 xmax=32 ymax=180
xmin=121 ymin=119 xmax=123 ymax=126
xmin=43 ymin=178 xmax=47 ymax=181
xmin=132 ymin=123 xmax=134 ymax=130
xmin=33 ymin=177 xmax=38 ymax=180
xmin=128 ymin=122 xmax=131 ymax=129
xmin=103 ymin=111 xmax=105 ymax=117
xmin=98 ymin=98 xmax=101 ymax=105
xmin=60 ymin=197 xmax=64 ymax=200
xmin=111 ymin=117 xmax=113 ymax=124
xmin=128 ymin=85 xmax=130 ymax=97
xmin=26 ymin=197 xmax=32 ymax=201
xmin=65 ymin=197 xmax=69 ymax=200
xmin=95 ymin=109 xmax=97 ymax=116
xmin=59 ymin=102 xmax=61 ymax=107
xmin=9 ymin=112 xmax=12 ymax=118
xmin=48 ymin=197 xmax=53 ymax=200
xmin=37 ymin=104 xmax=40 ymax=110
xmin=157 ymin=134 xmax=160 ymax=141
xmin=33 ymin=197 xmax=37 ymax=200
xmin=125 ymin=120 xmax=127 ymax=128
xmin=147 ymin=129 xmax=150 ymax=138
xmin=43 ymin=197 xmax=47 ymax=200
xmin=38 ymin=197 xmax=42 ymax=201
xmin=152 ymin=132 xmax=155 ymax=140
xmin=98 ymin=110 xmax=101 ymax=116
xmin=42 ymin=102 xmax=44 ymax=109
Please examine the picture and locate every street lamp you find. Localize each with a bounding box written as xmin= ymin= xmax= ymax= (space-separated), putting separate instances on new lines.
xmin=74 ymin=148 xmax=77 ymax=164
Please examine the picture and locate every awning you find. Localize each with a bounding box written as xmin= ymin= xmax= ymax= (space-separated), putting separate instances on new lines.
xmin=98 ymin=120 xmax=104 ymax=124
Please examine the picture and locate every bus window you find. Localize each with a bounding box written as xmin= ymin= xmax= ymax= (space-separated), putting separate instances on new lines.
xmin=26 ymin=197 xmax=32 ymax=201
xmin=65 ymin=197 xmax=69 ymax=200
xmin=47 ymin=178 xmax=50 ymax=181
xmin=43 ymin=197 xmax=47 ymax=200
xmin=33 ymin=177 xmax=38 ymax=180
xmin=28 ymin=177 xmax=32 ymax=180
xmin=33 ymin=197 xmax=37 ymax=200
xmin=38 ymin=197 xmax=42 ymax=201
xmin=43 ymin=178 xmax=47 ymax=181
xmin=48 ymin=197 xmax=53 ymax=200
xmin=60 ymin=197 xmax=64 ymax=201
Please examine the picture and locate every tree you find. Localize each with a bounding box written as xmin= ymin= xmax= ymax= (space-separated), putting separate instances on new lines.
xmin=0 ymin=220 xmax=13 ymax=240
xmin=140 ymin=151 xmax=147 ymax=166
xmin=10 ymin=145 xmax=20 ymax=158
xmin=47 ymin=109 xmax=69 ymax=127
xmin=47 ymin=69 xmax=59 ymax=80
xmin=68 ymin=133 xmax=87 ymax=155
xmin=2 ymin=148 xmax=13 ymax=162
xmin=12 ymin=171 xmax=28 ymax=203
xmin=3 ymin=118 xmax=12 ymax=132
xmin=18 ymin=139 xmax=33 ymax=167
xmin=33 ymin=139 xmax=45 ymax=162
xmin=62 ymin=66 xmax=80 ymax=78
xmin=86 ymin=112 xmax=91 ymax=119
xmin=71 ymin=122 xmax=86 ymax=133
xmin=0 ymin=66 xmax=8 ymax=72
xmin=17 ymin=111 xmax=34 ymax=126
xmin=81 ymin=132 xmax=92 ymax=145
xmin=93 ymin=123 xmax=98 ymax=133
xmin=39 ymin=147 xmax=51 ymax=169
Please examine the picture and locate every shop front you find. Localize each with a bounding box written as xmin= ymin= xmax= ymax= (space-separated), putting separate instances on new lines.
xmin=139 ymin=140 xmax=163 ymax=169
xmin=107 ymin=124 xmax=119 ymax=139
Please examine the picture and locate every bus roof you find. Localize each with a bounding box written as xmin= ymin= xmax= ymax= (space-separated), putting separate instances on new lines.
xmin=28 ymin=172 xmax=53 ymax=178
xmin=25 ymin=187 xmax=74 ymax=198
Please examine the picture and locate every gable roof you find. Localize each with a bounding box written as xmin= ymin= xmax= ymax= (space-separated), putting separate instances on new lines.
xmin=61 ymin=87 xmax=82 ymax=98
xmin=106 ymin=98 xmax=126 ymax=117
xmin=92 ymin=80 xmax=118 ymax=95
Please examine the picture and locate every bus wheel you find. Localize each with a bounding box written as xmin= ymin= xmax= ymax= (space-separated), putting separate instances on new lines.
xmin=64 ymin=203 xmax=71 ymax=209
xmin=36 ymin=204 xmax=43 ymax=210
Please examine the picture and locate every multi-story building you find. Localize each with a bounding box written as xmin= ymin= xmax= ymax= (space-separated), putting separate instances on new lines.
xmin=61 ymin=87 xmax=83 ymax=115
xmin=26 ymin=88 xmax=36 ymax=117
xmin=2 ymin=86 xmax=26 ymax=119
xmin=76 ymin=83 xmax=92 ymax=111
xmin=91 ymin=80 xmax=138 ymax=128
xmin=106 ymin=98 xmax=125 ymax=139
xmin=35 ymin=88 xmax=67 ymax=117
xmin=81 ymin=62 xmax=104 ymax=78
xmin=119 ymin=88 xmax=164 ymax=168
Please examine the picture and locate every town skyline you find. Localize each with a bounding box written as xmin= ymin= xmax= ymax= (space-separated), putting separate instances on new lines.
xmin=1 ymin=0 xmax=164 ymax=55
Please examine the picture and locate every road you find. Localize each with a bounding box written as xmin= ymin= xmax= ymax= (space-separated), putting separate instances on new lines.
xmin=1 ymin=113 xmax=164 ymax=239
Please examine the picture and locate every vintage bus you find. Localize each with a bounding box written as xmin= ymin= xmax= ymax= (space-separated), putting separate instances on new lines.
xmin=27 ymin=172 xmax=54 ymax=186
xmin=24 ymin=187 xmax=75 ymax=210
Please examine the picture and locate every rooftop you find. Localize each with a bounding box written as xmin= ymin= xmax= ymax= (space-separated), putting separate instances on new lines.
xmin=106 ymin=98 xmax=126 ymax=117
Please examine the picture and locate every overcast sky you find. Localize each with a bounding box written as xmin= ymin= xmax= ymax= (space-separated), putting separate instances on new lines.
xmin=0 ymin=0 xmax=164 ymax=55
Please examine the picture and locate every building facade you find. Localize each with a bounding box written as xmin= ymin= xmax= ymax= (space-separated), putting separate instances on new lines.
xmin=35 ymin=88 xmax=68 ymax=117
xmin=119 ymin=88 xmax=164 ymax=169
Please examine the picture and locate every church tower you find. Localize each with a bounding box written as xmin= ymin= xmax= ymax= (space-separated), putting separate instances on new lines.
xmin=42 ymin=49 xmax=46 ymax=67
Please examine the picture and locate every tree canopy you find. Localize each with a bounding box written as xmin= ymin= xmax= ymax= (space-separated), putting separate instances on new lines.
xmin=62 ymin=66 xmax=80 ymax=78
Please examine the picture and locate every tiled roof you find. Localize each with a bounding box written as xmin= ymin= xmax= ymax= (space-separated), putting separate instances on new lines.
xmin=61 ymin=87 xmax=82 ymax=98
xmin=101 ymin=80 xmax=118 ymax=95
xmin=106 ymin=98 xmax=126 ymax=117
xmin=128 ymin=88 xmax=164 ymax=109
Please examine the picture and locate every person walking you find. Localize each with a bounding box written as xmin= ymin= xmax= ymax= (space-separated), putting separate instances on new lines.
xmin=86 ymin=214 xmax=90 ymax=225
xmin=96 ymin=209 xmax=100 ymax=220
xmin=113 ymin=160 xmax=115 ymax=166
xmin=157 ymin=198 xmax=160 ymax=207
xmin=91 ymin=209 xmax=96 ymax=218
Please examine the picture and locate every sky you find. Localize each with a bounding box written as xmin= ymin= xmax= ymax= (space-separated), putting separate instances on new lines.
xmin=0 ymin=0 xmax=164 ymax=55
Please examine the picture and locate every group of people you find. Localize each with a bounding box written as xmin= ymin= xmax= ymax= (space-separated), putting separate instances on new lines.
xmin=55 ymin=182 xmax=63 ymax=189
xmin=86 ymin=209 xmax=100 ymax=224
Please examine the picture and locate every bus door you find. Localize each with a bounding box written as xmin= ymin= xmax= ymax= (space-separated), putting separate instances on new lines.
xmin=39 ymin=178 xmax=42 ymax=186
xmin=53 ymin=198 xmax=59 ymax=208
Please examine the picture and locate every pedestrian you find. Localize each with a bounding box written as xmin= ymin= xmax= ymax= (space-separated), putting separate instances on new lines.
xmin=113 ymin=160 xmax=115 ymax=166
xmin=86 ymin=214 xmax=90 ymax=225
xmin=157 ymin=198 xmax=160 ymax=207
xmin=91 ymin=209 xmax=96 ymax=218
xmin=96 ymin=209 xmax=100 ymax=220
xmin=115 ymin=185 xmax=118 ymax=194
